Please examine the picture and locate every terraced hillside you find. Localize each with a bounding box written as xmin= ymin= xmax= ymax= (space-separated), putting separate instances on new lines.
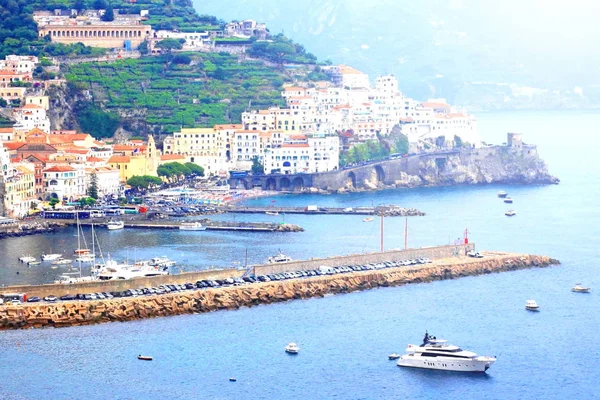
xmin=64 ymin=53 xmax=289 ymax=135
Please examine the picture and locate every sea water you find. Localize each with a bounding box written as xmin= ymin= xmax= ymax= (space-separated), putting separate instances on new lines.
xmin=0 ymin=111 xmax=598 ymax=399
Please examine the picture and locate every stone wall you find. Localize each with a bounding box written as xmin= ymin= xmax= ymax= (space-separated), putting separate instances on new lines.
xmin=253 ymin=244 xmax=475 ymax=275
xmin=0 ymin=253 xmax=559 ymax=330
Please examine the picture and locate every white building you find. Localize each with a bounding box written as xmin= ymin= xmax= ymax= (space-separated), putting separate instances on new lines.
xmin=12 ymin=104 xmax=51 ymax=133
xmin=43 ymin=164 xmax=86 ymax=201
xmin=0 ymin=55 xmax=38 ymax=74
xmin=86 ymin=166 xmax=120 ymax=197
xmin=263 ymin=134 xmax=339 ymax=174
xmin=153 ymin=30 xmax=211 ymax=50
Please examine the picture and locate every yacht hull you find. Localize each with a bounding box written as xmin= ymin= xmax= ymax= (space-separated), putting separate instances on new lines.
xmin=397 ymin=356 xmax=494 ymax=372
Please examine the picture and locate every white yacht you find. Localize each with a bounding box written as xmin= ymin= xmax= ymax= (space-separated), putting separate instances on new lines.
xmin=150 ymin=256 xmax=176 ymax=268
xmin=572 ymin=284 xmax=590 ymax=293
xmin=75 ymin=253 xmax=96 ymax=263
xmin=285 ymin=343 xmax=300 ymax=354
xmin=397 ymin=333 xmax=496 ymax=372
xmin=41 ymin=253 xmax=62 ymax=261
xmin=497 ymin=191 xmax=508 ymax=198
xmin=179 ymin=221 xmax=206 ymax=231
xmin=52 ymin=258 xmax=73 ymax=265
xmin=267 ymin=252 xmax=292 ymax=264
xmin=107 ymin=220 xmax=125 ymax=230
xmin=19 ymin=255 xmax=36 ymax=263
xmin=54 ymin=274 xmax=98 ymax=284
xmin=96 ymin=259 xmax=169 ymax=280
xmin=525 ymin=300 xmax=540 ymax=311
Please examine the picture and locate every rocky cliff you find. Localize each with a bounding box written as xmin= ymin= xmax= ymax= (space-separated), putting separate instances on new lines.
xmin=0 ymin=253 xmax=558 ymax=330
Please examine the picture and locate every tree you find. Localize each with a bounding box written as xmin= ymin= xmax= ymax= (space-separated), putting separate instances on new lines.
xmin=127 ymin=175 xmax=162 ymax=191
xmin=267 ymin=42 xmax=294 ymax=66
xmin=49 ymin=198 xmax=60 ymax=209
xmin=79 ymin=197 xmax=96 ymax=207
xmin=74 ymin=0 xmax=86 ymax=13
xmin=394 ymin=133 xmax=409 ymax=155
xmin=87 ymin=172 xmax=99 ymax=199
xmin=155 ymin=38 xmax=183 ymax=53
xmin=101 ymin=5 xmax=115 ymax=22
xmin=454 ymin=134 xmax=463 ymax=148
xmin=172 ymin=55 xmax=191 ymax=64
xmin=184 ymin=162 xmax=204 ymax=177
xmin=435 ymin=135 xmax=446 ymax=148
xmin=137 ymin=40 xmax=149 ymax=55
xmin=251 ymin=156 xmax=264 ymax=174
xmin=0 ymin=98 xmax=7 ymax=108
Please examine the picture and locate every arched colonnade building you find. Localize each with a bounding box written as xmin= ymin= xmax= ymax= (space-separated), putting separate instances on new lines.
xmin=38 ymin=25 xmax=151 ymax=48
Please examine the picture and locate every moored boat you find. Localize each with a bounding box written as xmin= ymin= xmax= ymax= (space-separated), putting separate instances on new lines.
xmin=285 ymin=342 xmax=300 ymax=354
xmin=19 ymin=255 xmax=36 ymax=263
xmin=265 ymin=211 xmax=279 ymax=216
xmin=572 ymin=284 xmax=590 ymax=293
xmin=107 ymin=220 xmax=124 ymax=230
xmin=27 ymin=261 xmax=41 ymax=266
xmin=397 ymin=332 xmax=496 ymax=372
xmin=267 ymin=252 xmax=292 ymax=264
xmin=41 ymin=253 xmax=62 ymax=261
xmin=504 ymin=197 xmax=513 ymax=204
xmin=525 ymin=300 xmax=539 ymax=311
xmin=363 ymin=217 xmax=374 ymax=222
xmin=137 ymin=355 xmax=153 ymax=361
xmin=505 ymin=210 xmax=516 ymax=217
xmin=388 ymin=353 xmax=400 ymax=360
xmin=497 ymin=191 xmax=508 ymax=198
xmin=179 ymin=221 xmax=206 ymax=231
xmin=52 ymin=258 xmax=73 ymax=265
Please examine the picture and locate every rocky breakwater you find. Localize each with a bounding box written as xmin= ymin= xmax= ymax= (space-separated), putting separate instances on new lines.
xmin=0 ymin=220 xmax=62 ymax=240
xmin=0 ymin=253 xmax=558 ymax=330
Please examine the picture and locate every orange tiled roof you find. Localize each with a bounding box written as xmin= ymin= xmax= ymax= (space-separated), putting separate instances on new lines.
xmin=2 ymin=141 xmax=25 ymax=150
xmin=0 ymin=127 xmax=13 ymax=133
xmin=160 ymin=154 xmax=185 ymax=161
xmin=281 ymin=143 xmax=310 ymax=148
xmin=19 ymin=103 xmax=44 ymax=110
xmin=44 ymin=165 xmax=75 ymax=172
xmin=86 ymin=156 xmax=106 ymax=162
xmin=214 ymin=124 xmax=243 ymax=130
xmin=421 ymin=101 xmax=450 ymax=109
xmin=108 ymin=155 xmax=131 ymax=163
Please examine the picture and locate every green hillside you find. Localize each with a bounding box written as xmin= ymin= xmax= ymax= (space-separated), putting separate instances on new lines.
xmin=64 ymin=53 xmax=288 ymax=136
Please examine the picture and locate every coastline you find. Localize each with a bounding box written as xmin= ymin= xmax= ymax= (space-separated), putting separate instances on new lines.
xmin=0 ymin=252 xmax=559 ymax=330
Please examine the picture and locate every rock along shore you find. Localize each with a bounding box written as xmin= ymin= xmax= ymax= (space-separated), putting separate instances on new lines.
xmin=0 ymin=253 xmax=558 ymax=330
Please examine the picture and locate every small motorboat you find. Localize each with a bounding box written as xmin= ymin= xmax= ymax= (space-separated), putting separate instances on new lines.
xmin=503 ymin=197 xmax=513 ymax=204
xmin=363 ymin=217 xmax=374 ymax=222
xmin=388 ymin=353 xmax=400 ymax=360
xmin=137 ymin=355 xmax=153 ymax=361
xmin=572 ymin=284 xmax=590 ymax=293
xmin=179 ymin=222 xmax=207 ymax=231
xmin=525 ymin=300 xmax=539 ymax=311
xmin=497 ymin=191 xmax=508 ymax=198
xmin=19 ymin=255 xmax=36 ymax=263
xmin=41 ymin=253 xmax=62 ymax=261
xmin=28 ymin=261 xmax=41 ymax=266
xmin=505 ymin=210 xmax=516 ymax=217
xmin=52 ymin=258 xmax=73 ymax=265
xmin=107 ymin=220 xmax=125 ymax=230
xmin=285 ymin=342 xmax=300 ymax=354
xmin=265 ymin=211 xmax=279 ymax=216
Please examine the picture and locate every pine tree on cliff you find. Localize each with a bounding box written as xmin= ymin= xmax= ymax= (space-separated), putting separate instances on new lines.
xmin=102 ymin=5 xmax=115 ymax=22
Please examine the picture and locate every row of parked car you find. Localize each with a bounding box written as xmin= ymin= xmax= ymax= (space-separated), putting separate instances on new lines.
xmin=13 ymin=258 xmax=433 ymax=304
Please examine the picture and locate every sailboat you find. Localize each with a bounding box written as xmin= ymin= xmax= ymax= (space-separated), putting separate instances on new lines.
xmin=73 ymin=213 xmax=95 ymax=262
xmin=55 ymin=222 xmax=102 ymax=284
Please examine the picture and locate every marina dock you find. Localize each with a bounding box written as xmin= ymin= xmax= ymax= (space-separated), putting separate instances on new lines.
xmin=221 ymin=205 xmax=425 ymax=217
xmin=76 ymin=220 xmax=304 ymax=233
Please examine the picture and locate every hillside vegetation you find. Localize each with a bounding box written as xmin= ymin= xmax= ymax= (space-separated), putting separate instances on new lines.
xmin=64 ymin=53 xmax=288 ymax=136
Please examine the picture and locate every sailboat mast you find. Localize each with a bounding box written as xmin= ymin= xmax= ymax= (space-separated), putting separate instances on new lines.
xmin=404 ymin=217 xmax=408 ymax=250
xmin=380 ymin=214 xmax=384 ymax=252
xmin=76 ymin=212 xmax=82 ymax=277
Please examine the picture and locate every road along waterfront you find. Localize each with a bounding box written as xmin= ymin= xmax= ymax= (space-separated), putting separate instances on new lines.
xmin=0 ymin=251 xmax=558 ymax=330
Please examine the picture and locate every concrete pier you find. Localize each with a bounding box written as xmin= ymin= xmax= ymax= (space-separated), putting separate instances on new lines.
xmin=0 ymin=251 xmax=559 ymax=330
xmin=222 ymin=205 xmax=425 ymax=217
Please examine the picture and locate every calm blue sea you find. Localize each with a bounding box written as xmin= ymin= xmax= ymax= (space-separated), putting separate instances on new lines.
xmin=1 ymin=111 xmax=599 ymax=399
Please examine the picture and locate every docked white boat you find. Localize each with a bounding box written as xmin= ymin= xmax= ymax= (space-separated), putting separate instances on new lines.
xmin=19 ymin=255 xmax=36 ymax=263
xmin=179 ymin=221 xmax=206 ymax=231
xmin=525 ymin=300 xmax=540 ymax=311
xmin=96 ymin=259 xmax=169 ymax=280
xmin=285 ymin=342 xmax=300 ymax=354
xmin=267 ymin=252 xmax=292 ymax=264
xmin=150 ymin=256 xmax=176 ymax=268
xmin=75 ymin=253 xmax=96 ymax=263
xmin=41 ymin=253 xmax=62 ymax=261
xmin=107 ymin=220 xmax=124 ymax=230
xmin=52 ymin=258 xmax=73 ymax=265
xmin=572 ymin=284 xmax=590 ymax=293
xmin=397 ymin=333 xmax=496 ymax=372
xmin=265 ymin=211 xmax=279 ymax=216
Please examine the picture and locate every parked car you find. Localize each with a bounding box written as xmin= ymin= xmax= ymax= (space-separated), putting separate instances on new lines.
xmin=27 ymin=296 xmax=41 ymax=303
xmin=43 ymin=296 xmax=57 ymax=302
